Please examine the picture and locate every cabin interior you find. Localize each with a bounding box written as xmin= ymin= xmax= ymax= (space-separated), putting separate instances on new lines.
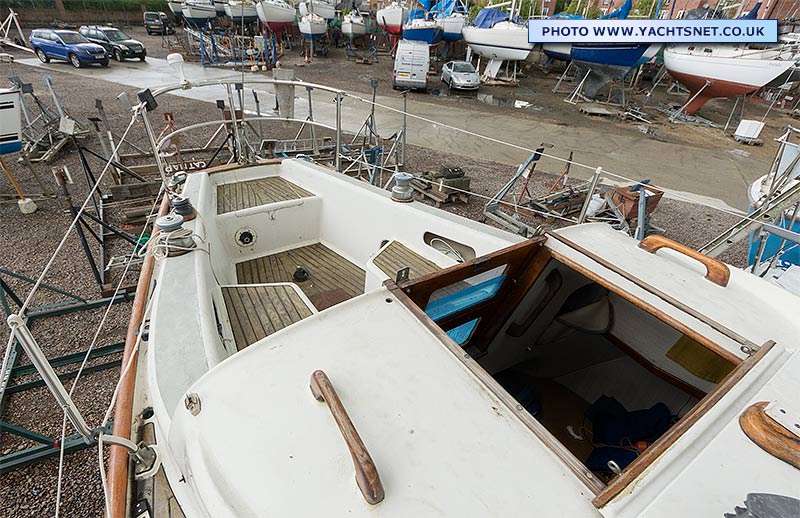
xmin=394 ymin=239 xmax=739 ymax=483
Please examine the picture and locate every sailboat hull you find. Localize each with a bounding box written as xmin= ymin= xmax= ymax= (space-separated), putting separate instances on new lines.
xmin=664 ymin=45 xmax=796 ymax=114
xmin=377 ymin=6 xmax=408 ymax=36
xmin=462 ymin=22 xmax=533 ymax=61
xmin=182 ymin=2 xmax=217 ymax=25
xmin=299 ymin=17 xmax=327 ymax=40
xmin=436 ymin=14 xmax=465 ymax=42
xmin=342 ymin=18 xmax=366 ymax=36
xmin=403 ymin=25 xmax=443 ymax=45
xmin=225 ymin=3 xmax=260 ymax=22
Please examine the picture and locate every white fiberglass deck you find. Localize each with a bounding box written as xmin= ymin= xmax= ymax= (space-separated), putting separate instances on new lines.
xmin=169 ymin=290 xmax=600 ymax=517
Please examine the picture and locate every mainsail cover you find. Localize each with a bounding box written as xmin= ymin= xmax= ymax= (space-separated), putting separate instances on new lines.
xmin=473 ymin=8 xmax=509 ymax=28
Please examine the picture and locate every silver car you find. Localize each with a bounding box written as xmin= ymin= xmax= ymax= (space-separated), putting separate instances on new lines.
xmin=441 ymin=61 xmax=480 ymax=91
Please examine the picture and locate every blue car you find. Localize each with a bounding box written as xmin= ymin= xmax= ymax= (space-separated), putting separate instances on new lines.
xmin=29 ymin=29 xmax=110 ymax=68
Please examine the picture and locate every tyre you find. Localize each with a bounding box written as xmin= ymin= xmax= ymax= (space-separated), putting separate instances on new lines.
xmin=36 ymin=48 xmax=49 ymax=63
xmin=140 ymin=56 xmax=146 ymax=62
xmin=69 ymin=53 xmax=82 ymax=68
xmin=147 ymin=30 xmax=152 ymax=35
xmin=113 ymin=49 xmax=122 ymax=61
xmin=100 ymin=60 xmax=109 ymax=67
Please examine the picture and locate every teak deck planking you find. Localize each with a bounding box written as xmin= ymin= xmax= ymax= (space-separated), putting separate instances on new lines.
xmin=217 ymin=176 xmax=313 ymax=214
xmin=236 ymin=243 xmax=366 ymax=300
xmin=222 ymin=285 xmax=314 ymax=350
xmin=373 ymin=241 xmax=441 ymax=281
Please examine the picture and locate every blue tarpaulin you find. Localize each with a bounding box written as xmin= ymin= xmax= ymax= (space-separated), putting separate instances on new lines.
xmin=430 ymin=0 xmax=467 ymax=16
xmin=408 ymin=9 xmax=426 ymax=20
xmin=473 ymin=8 xmax=509 ymax=28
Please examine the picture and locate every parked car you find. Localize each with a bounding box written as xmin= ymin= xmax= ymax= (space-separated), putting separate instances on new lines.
xmin=393 ymin=39 xmax=430 ymax=91
xmin=29 ymin=29 xmax=109 ymax=68
xmin=144 ymin=11 xmax=175 ymax=35
xmin=79 ymin=25 xmax=146 ymax=62
xmin=441 ymin=61 xmax=480 ymax=91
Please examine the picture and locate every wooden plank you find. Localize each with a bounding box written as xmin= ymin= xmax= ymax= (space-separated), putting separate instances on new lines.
xmin=373 ymin=241 xmax=440 ymax=281
xmin=235 ymin=244 xmax=366 ymax=302
xmin=217 ymin=177 xmax=314 ymax=214
xmin=222 ymin=285 xmax=314 ymax=350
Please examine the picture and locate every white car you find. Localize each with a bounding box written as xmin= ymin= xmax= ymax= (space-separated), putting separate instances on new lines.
xmin=441 ymin=60 xmax=480 ymax=91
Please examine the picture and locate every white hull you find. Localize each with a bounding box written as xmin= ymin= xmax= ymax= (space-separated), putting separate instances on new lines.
xmin=299 ymin=0 xmax=335 ymax=19
xmin=168 ymin=0 xmax=183 ymax=16
xmin=664 ymin=44 xmax=796 ymax=88
xmin=181 ymin=2 xmax=217 ymax=23
xmin=436 ymin=13 xmax=465 ymax=36
xmin=225 ymin=2 xmax=259 ymax=20
xmin=257 ymin=0 xmax=296 ymax=23
xmin=342 ymin=14 xmax=366 ymax=36
xmin=376 ymin=3 xmax=408 ymax=34
xmin=299 ymin=14 xmax=327 ymax=36
xmin=214 ymin=0 xmax=226 ymax=14
xmin=462 ymin=21 xmax=533 ymax=61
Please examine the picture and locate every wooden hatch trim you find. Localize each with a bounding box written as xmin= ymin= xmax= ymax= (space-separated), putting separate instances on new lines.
xmin=592 ymin=340 xmax=775 ymax=507
xmin=740 ymin=401 xmax=800 ymax=470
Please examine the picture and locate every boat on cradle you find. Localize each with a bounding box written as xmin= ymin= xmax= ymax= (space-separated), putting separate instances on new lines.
xmin=102 ymin=77 xmax=800 ymax=518
xmin=168 ymin=0 xmax=184 ymax=19
xmin=181 ymin=0 xmax=217 ymax=25
xmin=257 ymin=0 xmax=297 ymax=34
xmin=570 ymin=43 xmax=662 ymax=98
xmin=213 ymin=0 xmax=227 ymax=15
xmin=462 ymin=8 xmax=533 ymax=78
xmin=342 ymin=11 xmax=367 ymax=36
xmin=542 ymin=12 xmax=582 ymax=62
xmin=402 ymin=11 xmax=443 ymax=45
xmin=664 ymin=44 xmax=797 ymax=115
xmin=299 ymin=0 xmax=336 ymax=19
xmin=377 ymin=1 xmax=408 ymax=36
xmin=299 ymin=12 xmax=327 ymax=39
xmin=225 ymin=0 xmax=260 ymax=22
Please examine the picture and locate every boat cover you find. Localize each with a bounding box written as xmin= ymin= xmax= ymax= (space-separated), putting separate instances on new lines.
xmin=430 ymin=0 xmax=466 ymax=16
xmin=549 ymin=12 xmax=582 ymax=19
xmin=408 ymin=8 xmax=426 ymax=21
xmin=473 ymin=8 xmax=508 ymax=28
xmin=599 ymin=0 xmax=631 ymax=19
xmin=739 ymin=1 xmax=761 ymax=18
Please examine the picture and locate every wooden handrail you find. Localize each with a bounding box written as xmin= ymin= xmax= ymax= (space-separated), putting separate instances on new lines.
xmin=639 ymin=235 xmax=730 ymax=287
xmin=107 ymin=195 xmax=171 ymax=518
xmin=310 ymin=370 xmax=385 ymax=505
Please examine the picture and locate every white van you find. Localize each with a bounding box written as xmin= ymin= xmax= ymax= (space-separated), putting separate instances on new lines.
xmin=393 ymin=39 xmax=430 ymax=90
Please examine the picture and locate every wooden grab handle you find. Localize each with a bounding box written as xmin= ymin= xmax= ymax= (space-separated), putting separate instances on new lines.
xmin=310 ymin=370 xmax=385 ymax=505
xmin=639 ymin=235 xmax=730 ymax=287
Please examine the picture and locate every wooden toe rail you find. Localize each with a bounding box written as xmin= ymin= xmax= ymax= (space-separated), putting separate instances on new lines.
xmin=638 ymin=235 xmax=730 ymax=287
xmin=310 ymin=370 xmax=385 ymax=505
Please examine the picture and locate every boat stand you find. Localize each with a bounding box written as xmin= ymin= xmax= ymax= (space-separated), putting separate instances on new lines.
xmin=552 ymin=61 xmax=578 ymax=94
xmin=564 ymin=68 xmax=591 ymax=105
xmin=701 ymin=128 xmax=800 ymax=259
xmin=0 ymin=267 xmax=134 ymax=474
xmin=0 ymin=9 xmax=29 ymax=52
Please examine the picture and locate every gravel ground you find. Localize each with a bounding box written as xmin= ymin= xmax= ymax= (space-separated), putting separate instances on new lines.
xmin=0 ymin=42 xmax=749 ymax=517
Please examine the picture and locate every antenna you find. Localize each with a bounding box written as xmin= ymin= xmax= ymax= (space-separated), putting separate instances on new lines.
xmin=167 ymin=52 xmax=190 ymax=88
